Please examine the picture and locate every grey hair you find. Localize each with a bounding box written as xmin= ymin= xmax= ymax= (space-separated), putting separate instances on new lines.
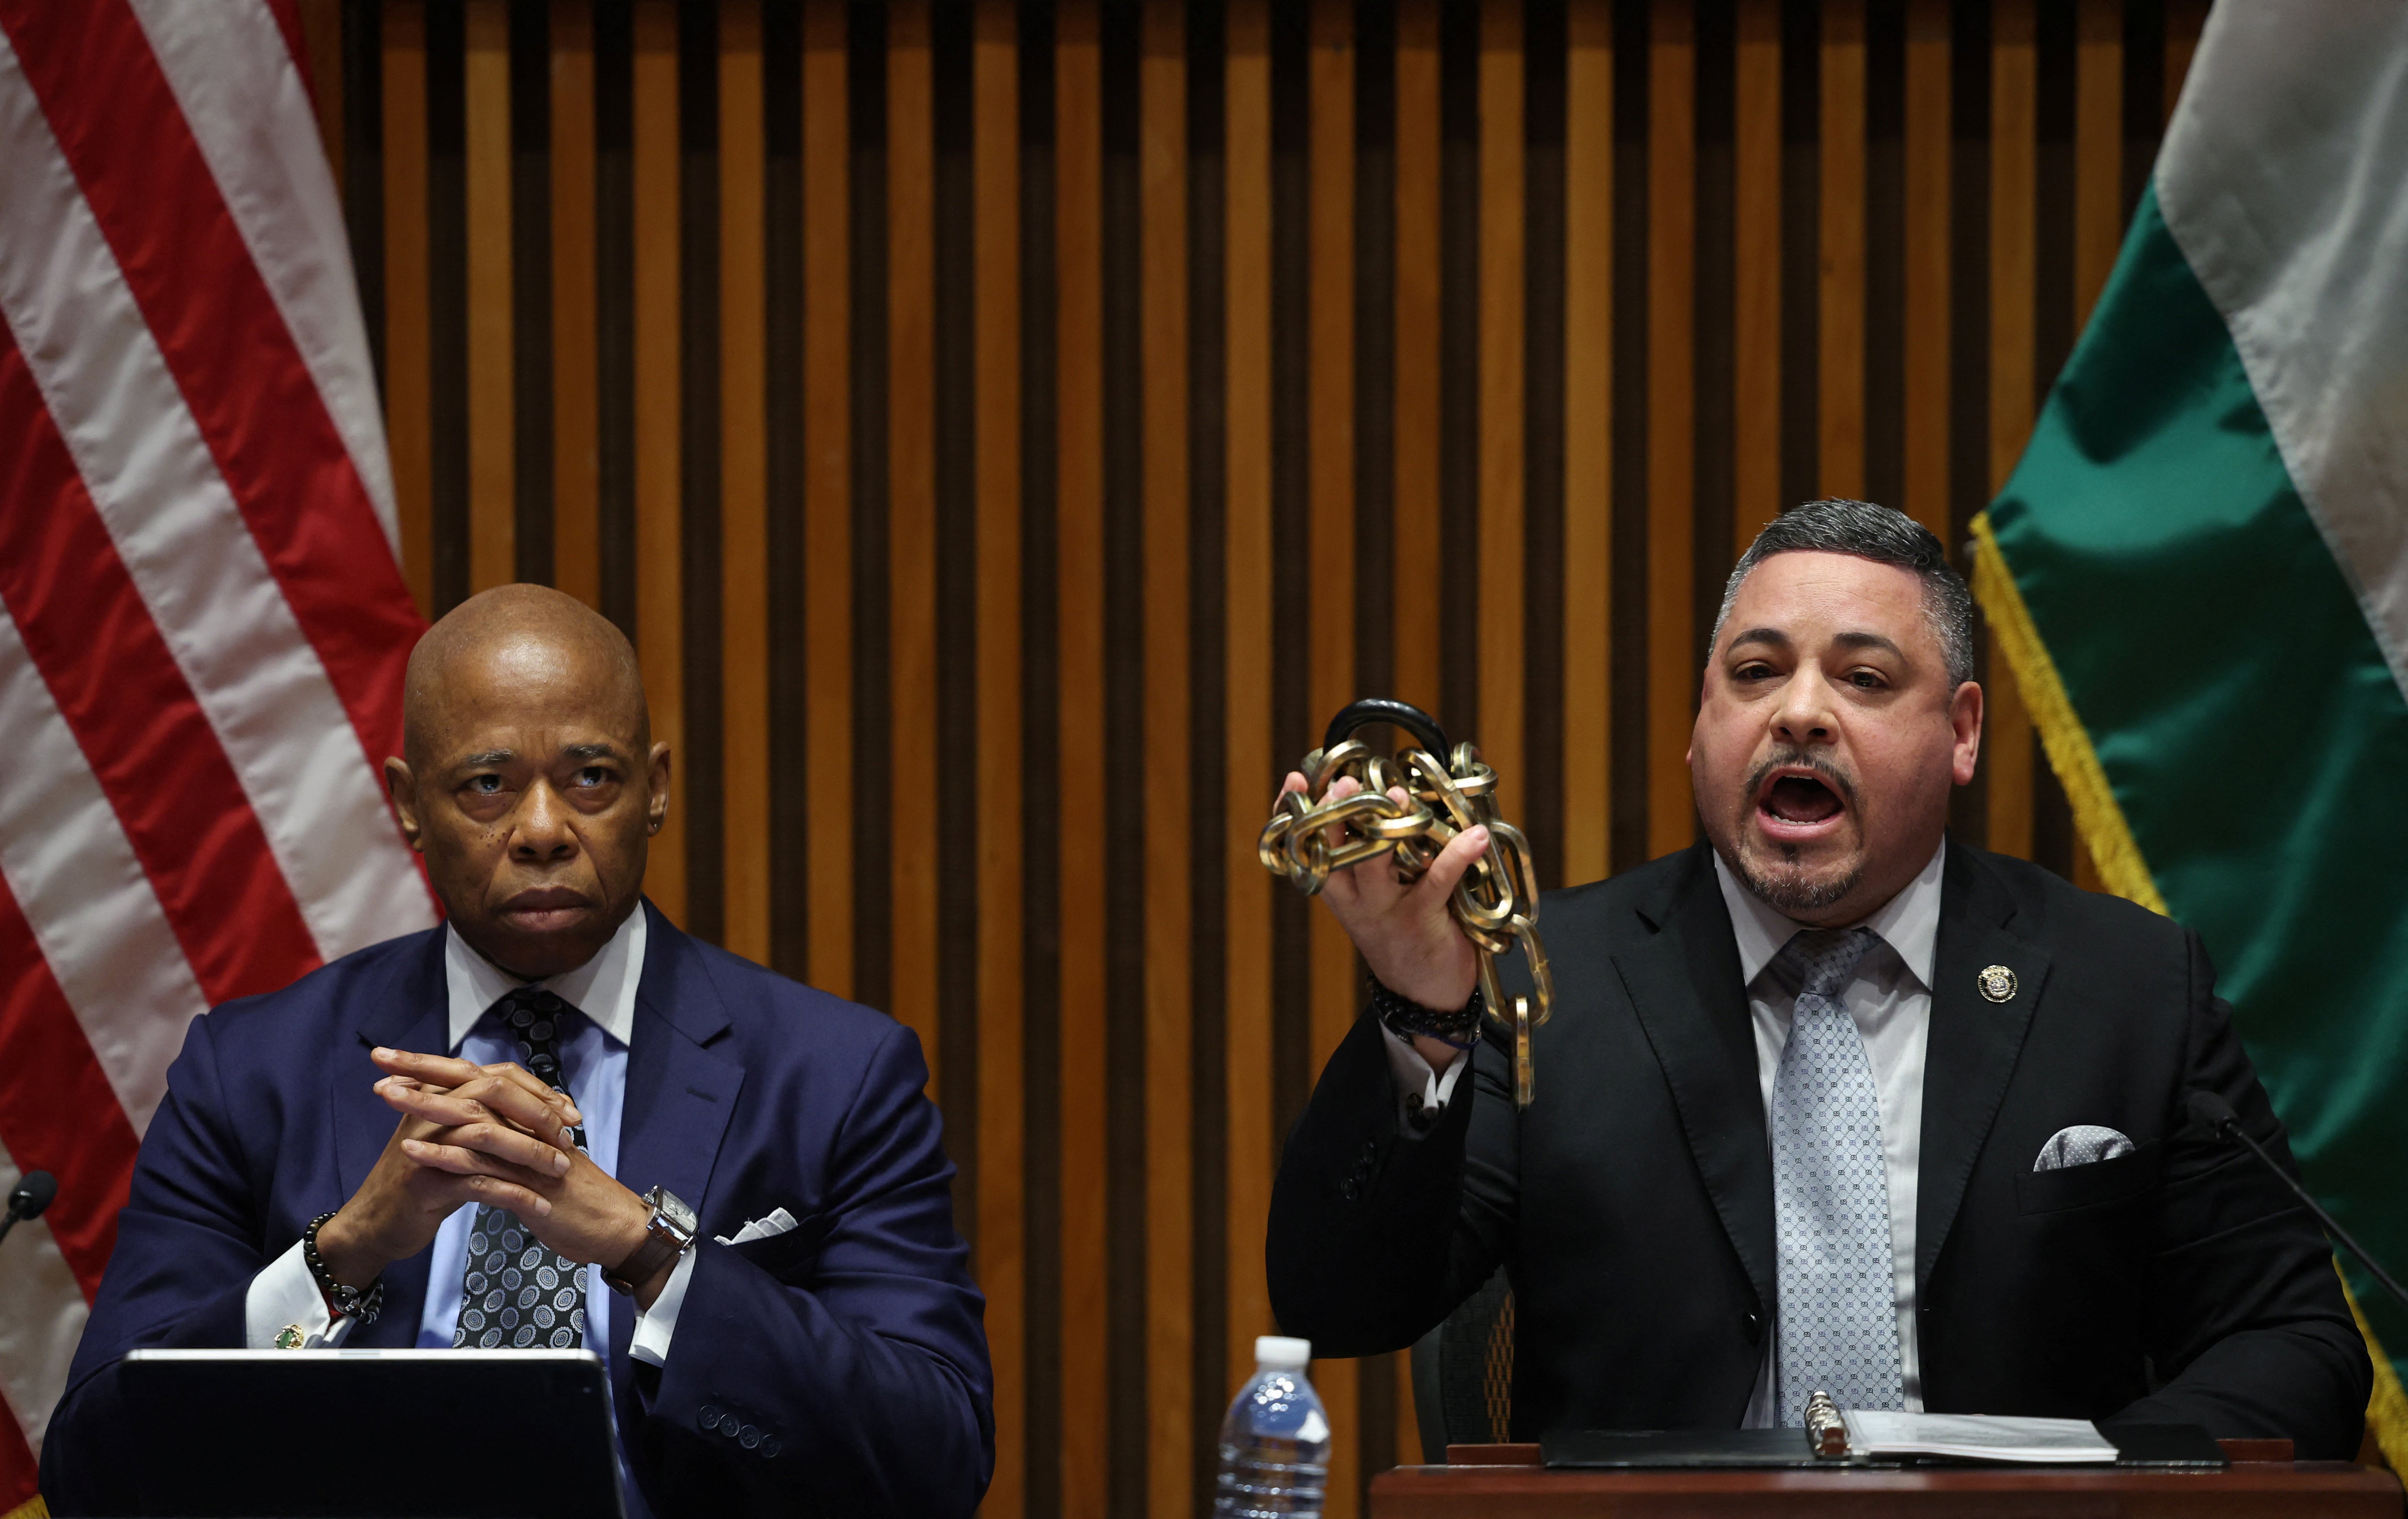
xmin=1710 ymin=499 xmax=1974 ymax=687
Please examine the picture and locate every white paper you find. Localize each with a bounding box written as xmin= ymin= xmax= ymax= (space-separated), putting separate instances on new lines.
xmin=1843 ymin=1411 xmax=2118 ymax=1464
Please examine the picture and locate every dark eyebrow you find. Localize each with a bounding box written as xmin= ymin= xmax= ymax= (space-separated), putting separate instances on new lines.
xmin=458 ymin=749 xmax=514 ymax=769
xmin=1722 ymin=627 xmax=1791 ymax=655
xmin=563 ymin=743 xmax=625 ymax=764
xmin=1834 ymin=630 xmax=1906 ymax=660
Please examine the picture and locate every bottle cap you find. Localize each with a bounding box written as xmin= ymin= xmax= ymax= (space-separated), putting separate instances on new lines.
xmin=1255 ymin=1335 xmax=1312 ymax=1370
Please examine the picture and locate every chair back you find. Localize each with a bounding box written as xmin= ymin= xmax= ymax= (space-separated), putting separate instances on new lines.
xmin=1407 ymin=1268 xmax=1514 ymax=1460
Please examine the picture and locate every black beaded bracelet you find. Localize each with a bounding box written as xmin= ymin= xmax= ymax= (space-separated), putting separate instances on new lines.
xmin=301 ymin=1210 xmax=384 ymax=1326
xmin=1370 ymin=977 xmax=1486 ymax=1049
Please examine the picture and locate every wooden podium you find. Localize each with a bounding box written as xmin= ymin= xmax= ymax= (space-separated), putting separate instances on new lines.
xmin=1367 ymin=1443 xmax=2406 ymax=1517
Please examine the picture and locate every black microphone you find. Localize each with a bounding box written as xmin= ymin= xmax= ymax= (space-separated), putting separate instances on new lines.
xmin=0 ymin=1170 xmax=55 ymax=1251
xmin=2189 ymin=1090 xmax=2408 ymax=1315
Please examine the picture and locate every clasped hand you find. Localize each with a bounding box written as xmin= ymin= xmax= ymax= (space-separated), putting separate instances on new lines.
xmin=314 ymin=1049 xmax=656 ymax=1304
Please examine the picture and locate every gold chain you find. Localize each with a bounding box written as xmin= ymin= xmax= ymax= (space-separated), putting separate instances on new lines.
xmin=1257 ymin=699 xmax=1555 ymax=1107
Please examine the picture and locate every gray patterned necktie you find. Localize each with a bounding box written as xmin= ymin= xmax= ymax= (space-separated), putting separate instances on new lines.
xmin=1770 ymin=926 xmax=1903 ymax=1422
xmin=452 ymin=986 xmax=588 ymax=1350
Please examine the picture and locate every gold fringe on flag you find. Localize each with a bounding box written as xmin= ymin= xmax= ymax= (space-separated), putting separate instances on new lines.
xmin=1967 ymin=513 xmax=2168 ymax=917
xmin=1973 ymin=511 xmax=2408 ymax=1469
xmin=2 ymin=1494 xmax=47 ymax=1519
xmin=2343 ymin=1271 xmax=2408 ymax=1469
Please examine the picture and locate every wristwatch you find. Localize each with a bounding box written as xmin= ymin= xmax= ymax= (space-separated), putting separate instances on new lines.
xmin=604 ymin=1185 xmax=698 ymax=1296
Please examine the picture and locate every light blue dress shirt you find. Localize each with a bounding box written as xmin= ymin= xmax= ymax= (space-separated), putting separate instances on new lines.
xmin=414 ymin=911 xmax=642 ymax=1359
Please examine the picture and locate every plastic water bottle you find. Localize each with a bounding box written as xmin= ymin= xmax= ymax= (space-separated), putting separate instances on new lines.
xmin=1212 ymin=1335 xmax=1332 ymax=1517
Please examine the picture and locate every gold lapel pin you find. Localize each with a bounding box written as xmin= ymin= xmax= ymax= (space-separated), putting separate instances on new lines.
xmin=1977 ymin=964 xmax=2018 ymax=1003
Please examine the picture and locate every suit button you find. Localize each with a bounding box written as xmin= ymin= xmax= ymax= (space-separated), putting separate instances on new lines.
xmin=1339 ymin=1178 xmax=1362 ymax=1201
xmin=723 ymin=1418 xmax=744 ymax=1440
xmin=739 ymin=1425 xmax=762 ymax=1450
xmin=1743 ymin=1310 xmax=1764 ymax=1344
xmin=761 ymin=1437 xmax=783 ymax=1460
xmin=699 ymin=1405 xmax=721 ymax=1430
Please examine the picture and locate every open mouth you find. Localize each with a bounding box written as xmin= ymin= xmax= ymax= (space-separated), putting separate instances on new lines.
xmin=1754 ymin=765 xmax=1850 ymax=839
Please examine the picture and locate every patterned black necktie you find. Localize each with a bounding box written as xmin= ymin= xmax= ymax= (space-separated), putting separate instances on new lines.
xmin=452 ymin=985 xmax=588 ymax=1350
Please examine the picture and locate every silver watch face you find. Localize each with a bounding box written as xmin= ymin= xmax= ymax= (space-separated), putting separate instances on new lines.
xmin=649 ymin=1187 xmax=697 ymax=1238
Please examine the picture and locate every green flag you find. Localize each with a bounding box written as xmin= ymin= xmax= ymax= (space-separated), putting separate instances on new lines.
xmin=1978 ymin=0 xmax=2408 ymax=1462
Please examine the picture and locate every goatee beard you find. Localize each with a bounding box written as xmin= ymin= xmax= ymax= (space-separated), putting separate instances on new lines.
xmin=1728 ymin=843 xmax=1862 ymax=917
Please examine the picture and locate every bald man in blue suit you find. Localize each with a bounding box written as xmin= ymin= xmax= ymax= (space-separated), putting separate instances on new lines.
xmin=43 ymin=586 xmax=990 ymax=1518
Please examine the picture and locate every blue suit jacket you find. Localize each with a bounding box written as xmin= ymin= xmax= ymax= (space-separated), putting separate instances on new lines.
xmin=41 ymin=902 xmax=994 ymax=1517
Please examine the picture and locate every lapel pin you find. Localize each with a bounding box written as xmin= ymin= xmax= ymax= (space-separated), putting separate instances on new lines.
xmin=1977 ymin=964 xmax=2018 ymax=1003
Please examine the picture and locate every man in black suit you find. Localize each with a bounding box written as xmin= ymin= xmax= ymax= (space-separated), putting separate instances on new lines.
xmin=1267 ymin=499 xmax=2370 ymax=1455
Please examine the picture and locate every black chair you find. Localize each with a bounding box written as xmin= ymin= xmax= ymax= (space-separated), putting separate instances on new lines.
xmin=1407 ymin=1268 xmax=1515 ymax=1461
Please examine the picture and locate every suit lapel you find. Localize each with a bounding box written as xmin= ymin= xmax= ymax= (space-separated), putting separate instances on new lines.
xmin=340 ymin=924 xmax=450 ymax=1342
xmin=616 ymin=901 xmax=745 ymax=1223
xmin=1610 ymin=844 xmax=1777 ymax=1316
xmin=1915 ymin=846 xmax=2048 ymax=1290
xmin=341 ymin=926 xmax=450 ymax=1197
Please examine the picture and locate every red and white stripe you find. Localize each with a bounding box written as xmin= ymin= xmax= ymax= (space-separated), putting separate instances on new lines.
xmin=0 ymin=1 xmax=433 ymax=1498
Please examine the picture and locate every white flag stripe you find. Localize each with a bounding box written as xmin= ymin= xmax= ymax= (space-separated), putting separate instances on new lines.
xmin=0 ymin=1139 xmax=85 ymax=1458
xmin=126 ymin=0 xmax=399 ymax=555
xmin=2157 ymin=4 xmax=2408 ymax=708
xmin=0 ymin=602 xmax=204 ymax=1133
xmin=0 ymin=31 xmax=433 ymax=965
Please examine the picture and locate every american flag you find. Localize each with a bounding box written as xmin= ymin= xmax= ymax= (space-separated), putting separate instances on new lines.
xmin=0 ymin=1 xmax=432 ymax=1503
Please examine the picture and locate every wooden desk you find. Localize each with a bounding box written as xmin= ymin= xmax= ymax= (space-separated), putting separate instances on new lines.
xmin=1369 ymin=1446 xmax=2405 ymax=1517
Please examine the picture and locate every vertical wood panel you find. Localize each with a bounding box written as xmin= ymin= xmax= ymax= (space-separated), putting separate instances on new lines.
xmin=2066 ymin=0 xmax=2120 ymax=897
xmin=888 ymin=0 xmax=942 ymax=1084
xmin=720 ymin=1 xmax=770 ymax=966
xmin=631 ymin=0 xmax=685 ymax=919
xmin=552 ymin=1 xmax=601 ymax=608
xmin=2071 ymin=0 xmax=2120 ymax=330
xmin=1222 ymin=0 xmax=1277 ymax=1407
xmin=1731 ymin=0 xmax=1780 ymax=551
xmin=1053 ymin=7 xmax=1111 ymax=1513
xmin=1561 ymin=0 xmax=1612 ymax=889
xmin=971 ymin=10 xmax=1025 ymax=1514
xmin=2164 ymin=0 xmax=2206 ymax=123
xmin=800 ymin=1 xmax=852 ymax=996
xmin=383 ymin=1 xmax=433 ymax=617
xmin=465 ymin=0 xmax=515 ymax=592
xmin=1817 ymin=0 xmax=1865 ymax=499
xmin=1304 ymin=11 xmax=1361 ymax=1508
xmin=1645 ymin=0 xmax=1695 ymax=858
xmin=1139 ymin=6 xmax=1194 ymax=1515
xmin=1390 ymin=0 xmax=1442 ymax=717
xmin=1985 ymin=0 xmax=2036 ymax=860
xmin=1479 ymin=1 xmax=1525 ymax=807
xmin=345 ymin=10 xmax=2151 ymax=1505
xmin=1900 ymin=0 xmax=1950 ymax=543
xmin=300 ymin=0 xmax=345 ymax=184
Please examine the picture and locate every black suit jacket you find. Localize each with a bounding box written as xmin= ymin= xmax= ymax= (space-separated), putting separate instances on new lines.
xmin=1267 ymin=841 xmax=2371 ymax=1456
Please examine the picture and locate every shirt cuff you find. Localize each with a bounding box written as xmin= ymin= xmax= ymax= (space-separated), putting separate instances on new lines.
xmin=243 ymin=1239 xmax=357 ymax=1349
xmin=1381 ymin=1022 xmax=1471 ymax=1122
xmin=626 ymin=1243 xmax=698 ymax=1367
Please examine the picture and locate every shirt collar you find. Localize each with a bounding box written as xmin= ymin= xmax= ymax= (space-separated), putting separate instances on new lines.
xmin=442 ymin=905 xmax=646 ymax=1051
xmin=1710 ymin=837 xmax=1946 ymax=992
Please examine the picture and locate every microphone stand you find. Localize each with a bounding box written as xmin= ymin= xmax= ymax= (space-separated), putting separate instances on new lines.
xmin=0 ymin=1171 xmax=54 ymax=1251
xmin=2193 ymin=1092 xmax=2408 ymax=1314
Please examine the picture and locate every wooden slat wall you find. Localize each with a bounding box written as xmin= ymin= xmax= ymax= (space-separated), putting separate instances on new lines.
xmin=316 ymin=3 xmax=2197 ymax=1513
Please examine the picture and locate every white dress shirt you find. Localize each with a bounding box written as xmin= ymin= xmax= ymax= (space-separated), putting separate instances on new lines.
xmin=1383 ymin=840 xmax=1948 ymax=1423
xmin=242 ymin=908 xmax=698 ymax=1364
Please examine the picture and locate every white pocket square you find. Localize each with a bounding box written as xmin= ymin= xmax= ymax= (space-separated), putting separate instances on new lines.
xmin=2034 ymin=1126 xmax=2135 ymax=1171
xmin=716 ymin=1206 xmax=800 ymax=1246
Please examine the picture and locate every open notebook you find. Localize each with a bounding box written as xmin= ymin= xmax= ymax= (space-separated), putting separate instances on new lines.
xmin=1543 ymin=1411 xmax=2221 ymax=1469
xmin=1836 ymin=1411 xmax=2118 ymax=1463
